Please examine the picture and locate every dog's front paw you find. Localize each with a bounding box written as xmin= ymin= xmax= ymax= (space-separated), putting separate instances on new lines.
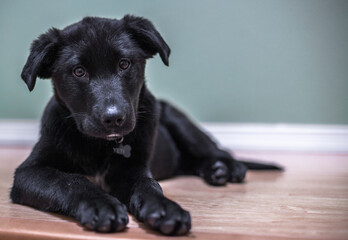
xmin=138 ymin=198 xmax=191 ymax=235
xmin=76 ymin=195 xmax=129 ymax=233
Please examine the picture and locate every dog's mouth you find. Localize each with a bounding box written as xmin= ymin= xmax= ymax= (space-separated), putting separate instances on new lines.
xmin=76 ymin=118 xmax=133 ymax=141
xmin=106 ymin=133 xmax=124 ymax=142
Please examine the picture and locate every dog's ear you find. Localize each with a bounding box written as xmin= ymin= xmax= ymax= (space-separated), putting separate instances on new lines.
xmin=123 ymin=15 xmax=171 ymax=66
xmin=21 ymin=28 xmax=60 ymax=91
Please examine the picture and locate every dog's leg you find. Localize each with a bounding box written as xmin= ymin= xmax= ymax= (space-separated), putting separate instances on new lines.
xmin=159 ymin=101 xmax=247 ymax=185
xmin=10 ymin=146 xmax=129 ymax=233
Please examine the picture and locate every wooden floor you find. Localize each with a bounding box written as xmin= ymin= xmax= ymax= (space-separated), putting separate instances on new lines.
xmin=0 ymin=147 xmax=347 ymax=240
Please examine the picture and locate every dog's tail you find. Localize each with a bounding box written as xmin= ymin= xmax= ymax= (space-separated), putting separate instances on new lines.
xmin=238 ymin=159 xmax=284 ymax=170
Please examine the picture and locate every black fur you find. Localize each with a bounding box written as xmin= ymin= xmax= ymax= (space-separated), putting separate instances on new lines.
xmin=11 ymin=15 xmax=282 ymax=236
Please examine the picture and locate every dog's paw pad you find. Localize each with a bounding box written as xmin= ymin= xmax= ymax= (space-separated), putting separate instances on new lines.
xmin=97 ymin=224 xmax=111 ymax=233
xmin=146 ymin=211 xmax=165 ymax=227
xmin=176 ymin=223 xmax=188 ymax=235
xmin=159 ymin=220 xmax=176 ymax=235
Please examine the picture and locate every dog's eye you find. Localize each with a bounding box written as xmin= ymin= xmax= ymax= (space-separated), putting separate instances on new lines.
xmin=119 ymin=59 xmax=130 ymax=70
xmin=73 ymin=66 xmax=87 ymax=78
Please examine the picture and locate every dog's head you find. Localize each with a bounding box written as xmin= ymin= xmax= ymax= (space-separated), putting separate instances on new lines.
xmin=21 ymin=15 xmax=170 ymax=140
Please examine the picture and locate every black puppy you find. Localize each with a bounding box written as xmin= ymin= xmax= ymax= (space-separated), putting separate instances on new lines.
xmin=11 ymin=15 xmax=281 ymax=236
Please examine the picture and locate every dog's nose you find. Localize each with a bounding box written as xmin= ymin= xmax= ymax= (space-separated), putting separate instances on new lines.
xmin=102 ymin=106 xmax=126 ymax=128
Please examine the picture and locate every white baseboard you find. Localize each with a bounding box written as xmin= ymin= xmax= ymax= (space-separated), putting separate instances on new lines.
xmin=1 ymin=120 xmax=348 ymax=153
xmin=0 ymin=120 xmax=40 ymax=146
xmin=202 ymin=123 xmax=348 ymax=153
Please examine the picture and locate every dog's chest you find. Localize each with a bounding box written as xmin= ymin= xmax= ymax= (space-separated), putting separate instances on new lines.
xmin=85 ymin=170 xmax=110 ymax=192
xmin=82 ymin=153 xmax=115 ymax=192
xmin=81 ymin=143 xmax=131 ymax=192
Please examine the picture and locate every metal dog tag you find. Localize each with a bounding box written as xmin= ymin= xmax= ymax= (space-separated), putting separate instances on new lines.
xmin=113 ymin=144 xmax=132 ymax=158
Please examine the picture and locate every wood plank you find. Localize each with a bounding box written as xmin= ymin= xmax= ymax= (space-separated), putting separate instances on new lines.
xmin=0 ymin=147 xmax=347 ymax=240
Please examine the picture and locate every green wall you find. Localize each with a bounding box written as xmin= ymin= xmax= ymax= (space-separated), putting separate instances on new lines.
xmin=1 ymin=0 xmax=347 ymax=124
